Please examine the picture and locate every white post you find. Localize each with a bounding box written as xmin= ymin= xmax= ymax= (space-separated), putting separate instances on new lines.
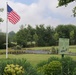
xmin=6 ymin=2 xmax=8 ymax=58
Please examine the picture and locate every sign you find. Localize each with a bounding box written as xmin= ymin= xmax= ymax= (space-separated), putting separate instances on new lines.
xmin=59 ymin=38 xmax=69 ymax=54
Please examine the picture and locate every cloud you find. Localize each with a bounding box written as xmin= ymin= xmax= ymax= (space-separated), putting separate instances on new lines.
xmin=0 ymin=0 xmax=76 ymax=32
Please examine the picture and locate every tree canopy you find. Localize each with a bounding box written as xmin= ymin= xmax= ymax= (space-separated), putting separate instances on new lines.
xmin=15 ymin=24 xmax=76 ymax=48
xmin=0 ymin=24 xmax=76 ymax=49
xmin=0 ymin=32 xmax=6 ymax=49
xmin=58 ymin=0 xmax=76 ymax=17
xmin=0 ymin=8 xmax=4 ymax=22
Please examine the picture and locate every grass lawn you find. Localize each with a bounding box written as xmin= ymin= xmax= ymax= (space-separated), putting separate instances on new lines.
xmin=0 ymin=54 xmax=76 ymax=66
xmin=0 ymin=54 xmax=57 ymax=66
xmin=0 ymin=45 xmax=76 ymax=66
xmin=69 ymin=45 xmax=76 ymax=53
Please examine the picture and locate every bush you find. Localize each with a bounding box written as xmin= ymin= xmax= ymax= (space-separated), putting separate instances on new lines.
xmin=0 ymin=58 xmax=38 ymax=75
xmin=37 ymin=67 xmax=44 ymax=75
xmin=36 ymin=57 xmax=60 ymax=75
xmin=12 ymin=45 xmax=22 ymax=50
xmin=43 ymin=61 xmax=62 ymax=75
xmin=4 ymin=64 xmax=24 ymax=75
xmin=48 ymin=56 xmax=60 ymax=63
xmin=36 ymin=56 xmax=76 ymax=75
xmin=51 ymin=46 xmax=57 ymax=54
xmin=36 ymin=61 xmax=48 ymax=75
xmin=36 ymin=60 xmax=48 ymax=68
xmin=60 ymin=56 xmax=76 ymax=75
xmin=73 ymin=68 xmax=76 ymax=75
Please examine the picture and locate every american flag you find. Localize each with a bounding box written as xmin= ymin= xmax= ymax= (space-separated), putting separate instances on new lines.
xmin=7 ymin=4 xmax=20 ymax=24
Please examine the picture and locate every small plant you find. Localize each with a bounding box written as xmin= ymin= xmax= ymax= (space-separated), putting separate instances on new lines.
xmin=4 ymin=64 xmax=24 ymax=75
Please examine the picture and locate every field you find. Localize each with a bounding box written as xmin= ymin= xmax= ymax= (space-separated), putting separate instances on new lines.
xmin=69 ymin=45 xmax=76 ymax=53
xmin=0 ymin=54 xmax=58 ymax=66
xmin=0 ymin=54 xmax=76 ymax=66
xmin=0 ymin=45 xmax=76 ymax=66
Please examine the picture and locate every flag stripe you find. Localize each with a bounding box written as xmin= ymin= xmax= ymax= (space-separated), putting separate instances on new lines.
xmin=10 ymin=11 xmax=20 ymax=20
xmin=8 ymin=16 xmax=16 ymax=24
xmin=8 ymin=13 xmax=17 ymax=23
xmin=7 ymin=4 xmax=20 ymax=24
xmin=8 ymin=11 xmax=20 ymax=24
xmin=8 ymin=16 xmax=17 ymax=24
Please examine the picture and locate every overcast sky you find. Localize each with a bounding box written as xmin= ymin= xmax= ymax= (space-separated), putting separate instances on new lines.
xmin=0 ymin=0 xmax=76 ymax=32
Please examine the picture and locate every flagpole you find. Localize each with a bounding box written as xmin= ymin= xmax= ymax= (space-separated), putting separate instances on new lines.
xmin=6 ymin=2 xmax=8 ymax=58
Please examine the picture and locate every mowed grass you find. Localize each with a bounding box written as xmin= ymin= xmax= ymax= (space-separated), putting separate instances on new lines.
xmin=69 ymin=45 xmax=76 ymax=53
xmin=0 ymin=54 xmax=76 ymax=66
xmin=0 ymin=54 xmax=59 ymax=66
xmin=0 ymin=45 xmax=76 ymax=66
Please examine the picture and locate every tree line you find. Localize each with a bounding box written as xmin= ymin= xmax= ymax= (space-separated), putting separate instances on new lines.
xmin=0 ymin=24 xmax=76 ymax=49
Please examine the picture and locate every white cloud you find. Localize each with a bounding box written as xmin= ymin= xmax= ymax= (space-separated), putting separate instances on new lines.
xmin=0 ymin=0 xmax=76 ymax=32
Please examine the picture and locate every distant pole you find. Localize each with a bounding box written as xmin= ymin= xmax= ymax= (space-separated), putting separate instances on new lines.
xmin=6 ymin=2 xmax=8 ymax=58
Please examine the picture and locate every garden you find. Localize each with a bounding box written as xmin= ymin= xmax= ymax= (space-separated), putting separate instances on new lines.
xmin=0 ymin=54 xmax=76 ymax=75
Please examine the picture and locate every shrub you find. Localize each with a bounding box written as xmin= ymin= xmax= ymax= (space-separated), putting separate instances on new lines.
xmin=36 ymin=60 xmax=48 ymax=68
xmin=73 ymin=68 xmax=76 ymax=75
xmin=0 ymin=58 xmax=38 ymax=75
xmin=12 ymin=45 xmax=22 ymax=50
xmin=36 ymin=56 xmax=76 ymax=75
xmin=43 ymin=61 xmax=62 ymax=75
xmin=36 ymin=61 xmax=48 ymax=75
xmin=36 ymin=57 xmax=60 ymax=75
xmin=4 ymin=64 xmax=24 ymax=75
xmin=60 ymin=56 xmax=76 ymax=75
xmin=51 ymin=46 xmax=58 ymax=54
xmin=37 ymin=67 xmax=44 ymax=75
xmin=48 ymin=56 xmax=60 ymax=63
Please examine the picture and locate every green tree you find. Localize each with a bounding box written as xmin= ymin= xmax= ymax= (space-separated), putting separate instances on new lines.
xmin=55 ymin=25 xmax=68 ymax=38
xmin=44 ymin=26 xmax=55 ymax=46
xmin=16 ymin=28 xmax=28 ymax=47
xmin=0 ymin=18 xmax=3 ymax=22
xmin=0 ymin=8 xmax=4 ymax=22
xmin=36 ymin=25 xmax=55 ymax=46
xmin=33 ymin=33 xmax=38 ymax=46
xmin=15 ymin=24 xmax=76 ymax=47
xmin=20 ymin=25 xmax=25 ymax=30
xmin=55 ymin=24 xmax=76 ymax=45
xmin=36 ymin=24 xmax=46 ymax=46
xmin=9 ymin=31 xmax=16 ymax=42
xmin=27 ymin=25 xmax=35 ymax=46
xmin=0 ymin=32 xmax=6 ymax=49
xmin=53 ymin=32 xmax=59 ymax=45
xmin=27 ymin=25 xmax=33 ymax=44
xmin=58 ymin=0 xmax=76 ymax=17
xmin=70 ymin=30 xmax=75 ymax=44
xmin=0 ymin=8 xmax=4 ymax=32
